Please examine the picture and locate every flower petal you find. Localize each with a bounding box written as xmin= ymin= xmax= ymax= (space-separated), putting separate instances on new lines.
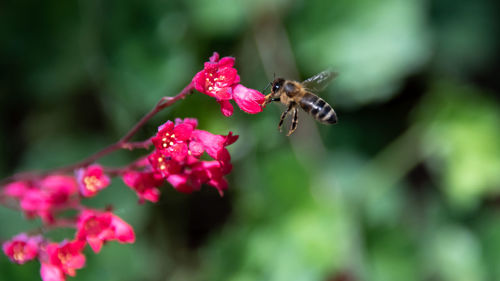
xmin=87 ymin=237 xmax=103 ymax=253
xmin=232 ymin=84 xmax=265 ymax=114
xmin=41 ymin=263 xmax=65 ymax=281
xmin=110 ymin=214 xmax=135 ymax=243
xmin=218 ymin=100 xmax=234 ymax=117
xmin=173 ymin=123 xmax=194 ymax=141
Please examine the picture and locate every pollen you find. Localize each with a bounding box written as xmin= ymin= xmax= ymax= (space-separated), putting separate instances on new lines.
xmin=169 ymin=141 xmax=174 ymax=146
xmin=57 ymin=251 xmax=73 ymax=264
xmin=13 ymin=244 xmax=25 ymax=262
xmin=13 ymin=252 xmax=25 ymax=262
xmin=208 ymin=86 xmax=213 ymax=91
xmin=84 ymin=176 xmax=100 ymax=192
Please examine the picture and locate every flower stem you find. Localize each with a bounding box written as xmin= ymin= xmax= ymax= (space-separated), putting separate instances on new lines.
xmin=0 ymin=83 xmax=194 ymax=186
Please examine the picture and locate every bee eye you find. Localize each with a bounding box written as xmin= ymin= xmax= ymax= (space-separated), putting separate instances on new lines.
xmin=273 ymin=84 xmax=280 ymax=92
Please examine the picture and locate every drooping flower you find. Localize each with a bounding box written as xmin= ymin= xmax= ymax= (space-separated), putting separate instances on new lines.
xmin=232 ymin=84 xmax=265 ymax=114
xmin=190 ymin=130 xmax=238 ymax=163
xmin=75 ymin=164 xmax=110 ymax=197
xmin=3 ymin=181 xmax=31 ymax=199
xmin=122 ymin=170 xmax=164 ymax=203
xmin=19 ymin=188 xmax=53 ymax=222
xmin=75 ymin=209 xmax=135 ymax=253
xmin=18 ymin=175 xmax=78 ymax=223
xmin=40 ymin=240 xmax=86 ymax=281
xmin=38 ymin=175 xmax=79 ymax=209
xmin=167 ymin=160 xmax=230 ymax=196
xmin=2 ymin=233 xmax=43 ymax=264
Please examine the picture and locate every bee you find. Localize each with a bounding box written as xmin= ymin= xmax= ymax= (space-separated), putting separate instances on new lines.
xmin=262 ymin=70 xmax=338 ymax=136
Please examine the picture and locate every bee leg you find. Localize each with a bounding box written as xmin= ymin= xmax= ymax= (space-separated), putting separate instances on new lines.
xmin=262 ymin=94 xmax=280 ymax=107
xmin=278 ymin=104 xmax=293 ymax=132
xmin=287 ymin=107 xmax=299 ymax=136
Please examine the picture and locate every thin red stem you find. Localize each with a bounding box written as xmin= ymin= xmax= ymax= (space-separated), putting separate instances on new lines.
xmin=0 ymin=83 xmax=194 ymax=186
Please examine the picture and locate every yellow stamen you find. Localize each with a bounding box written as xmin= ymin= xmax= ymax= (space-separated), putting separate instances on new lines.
xmin=84 ymin=176 xmax=100 ymax=192
xmin=13 ymin=244 xmax=25 ymax=261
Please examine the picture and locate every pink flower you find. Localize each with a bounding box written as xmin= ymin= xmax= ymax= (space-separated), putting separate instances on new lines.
xmin=192 ymin=52 xmax=265 ymax=116
xmin=39 ymin=175 xmax=78 ymax=206
xmin=3 ymin=181 xmax=31 ymax=199
xmin=190 ymin=130 xmax=238 ymax=174
xmin=151 ymin=120 xmax=194 ymax=162
xmin=192 ymin=52 xmax=240 ymax=100
xmin=232 ymin=84 xmax=265 ymax=114
xmin=166 ymin=160 xmax=229 ymax=196
xmin=19 ymin=188 xmax=55 ymax=222
xmin=76 ymin=209 xmax=135 ymax=253
xmin=40 ymin=262 xmax=66 ymax=281
xmin=2 ymin=233 xmax=42 ymax=264
xmin=197 ymin=161 xmax=230 ymax=195
xmin=122 ymin=170 xmax=164 ymax=203
xmin=40 ymin=240 xmax=86 ymax=281
xmin=16 ymin=175 xmax=78 ymax=223
xmin=191 ymin=130 xmax=238 ymax=161
xmin=146 ymin=117 xmax=238 ymax=196
xmin=147 ymin=151 xmax=182 ymax=178
xmin=75 ymin=164 xmax=110 ymax=197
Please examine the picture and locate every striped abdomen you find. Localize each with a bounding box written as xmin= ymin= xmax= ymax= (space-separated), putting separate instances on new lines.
xmin=299 ymin=92 xmax=337 ymax=124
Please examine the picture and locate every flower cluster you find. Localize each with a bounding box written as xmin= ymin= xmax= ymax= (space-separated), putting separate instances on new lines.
xmin=2 ymin=119 xmax=238 ymax=280
xmin=1 ymin=51 xmax=256 ymax=281
xmin=2 ymin=208 xmax=135 ymax=281
xmin=123 ymin=118 xmax=238 ymax=201
xmin=4 ymin=176 xmax=79 ymax=224
xmin=193 ymin=52 xmax=265 ymax=116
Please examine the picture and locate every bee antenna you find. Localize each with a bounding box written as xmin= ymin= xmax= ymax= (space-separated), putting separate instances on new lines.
xmin=261 ymin=81 xmax=272 ymax=93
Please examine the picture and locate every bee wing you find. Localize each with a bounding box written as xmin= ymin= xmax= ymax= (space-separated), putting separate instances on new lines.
xmin=302 ymin=70 xmax=338 ymax=92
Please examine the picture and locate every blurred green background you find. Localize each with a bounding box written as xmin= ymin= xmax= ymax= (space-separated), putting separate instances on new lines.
xmin=1 ymin=0 xmax=500 ymax=280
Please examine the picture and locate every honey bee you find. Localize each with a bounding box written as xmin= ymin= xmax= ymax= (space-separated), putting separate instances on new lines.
xmin=262 ymin=70 xmax=338 ymax=136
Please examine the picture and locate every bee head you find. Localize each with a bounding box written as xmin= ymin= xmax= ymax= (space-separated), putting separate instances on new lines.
xmin=271 ymin=78 xmax=285 ymax=95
